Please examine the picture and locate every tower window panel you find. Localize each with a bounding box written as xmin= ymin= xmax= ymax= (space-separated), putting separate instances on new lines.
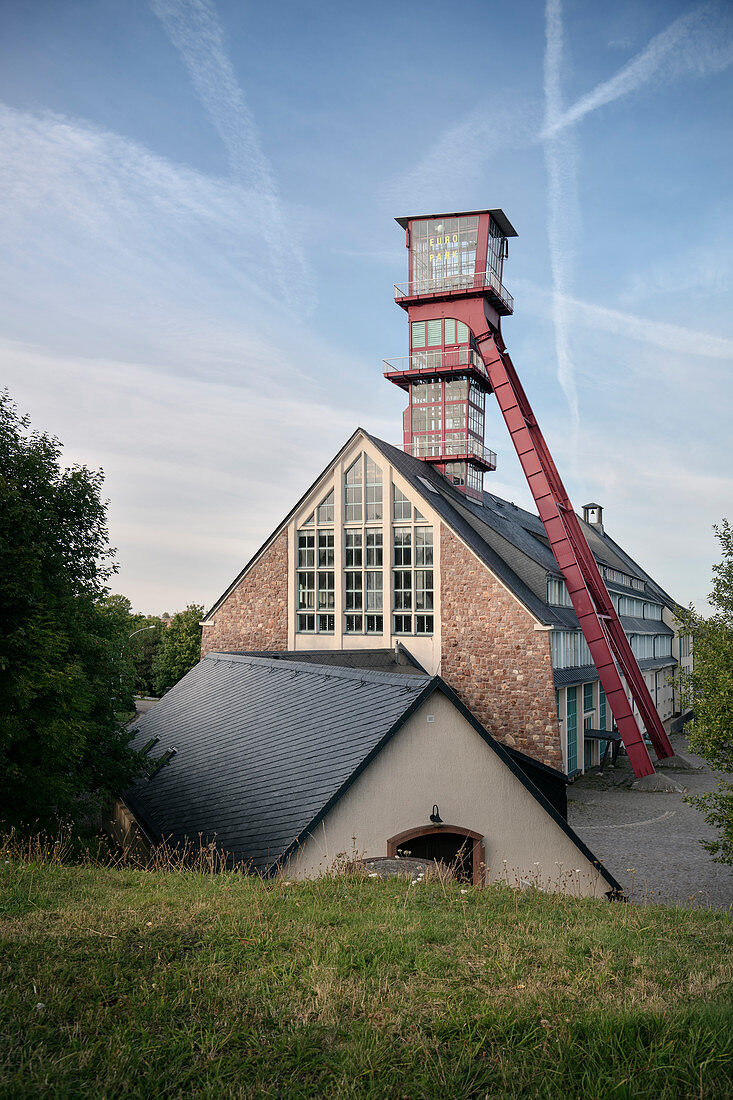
xmin=393 ymin=486 xmax=412 ymax=521
xmin=317 ymin=571 xmax=335 ymax=610
xmin=366 ymin=570 xmax=383 ymax=610
xmin=468 ymin=405 xmax=483 ymax=436
xmin=317 ymin=490 xmax=334 ymax=525
xmin=444 ymin=406 xmax=467 ymax=431
xmin=365 ymin=456 xmax=383 ymax=521
xmin=445 ymin=378 xmax=467 ymax=401
xmin=411 ymin=407 xmax=443 ymax=433
xmin=427 ymin=319 xmax=442 ymax=346
xmin=297 ymin=532 xmax=315 ymax=569
xmin=444 ymin=318 xmax=456 ymax=344
xmin=415 ymin=526 xmax=433 ymax=566
xmin=456 ymin=321 xmax=469 ymax=343
xmin=393 ymin=527 xmax=412 ymax=566
xmin=344 ymin=457 xmax=363 ymax=522
xmin=345 ymin=529 xmax=362 ymax=568
xmin=412 ymin=381 xmax=442 ymax=404
xmin=411 ymin=321 xmax=426 ymax=349
xmin=345 ymin=571 xmax=363 ymax=611
xmin=412 ymin=435 xmax=442 ymax=458
xmin=365 ymin=530 xmax=383 ymax=567
xmin=445 ymin=462 xmax=465 ymax=486
xmin=318 ymin=531 xmax=334 ymax=568
xmin=467 ymin=465 xmax=483 ymax=493
xmin=469 ymin=381 xmax=484 ymax=408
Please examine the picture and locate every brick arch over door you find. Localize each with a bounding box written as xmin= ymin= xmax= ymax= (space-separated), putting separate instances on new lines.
xmin=387 ymin=825 xmax=485 ymax=885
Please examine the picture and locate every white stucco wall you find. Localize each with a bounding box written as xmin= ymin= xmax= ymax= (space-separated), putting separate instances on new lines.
xmin=285 ymin=690 xmax=612 ymax=899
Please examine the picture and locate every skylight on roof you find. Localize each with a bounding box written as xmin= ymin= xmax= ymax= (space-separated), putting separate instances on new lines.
xmin=417 ymin=476 xmax=438 ymax=494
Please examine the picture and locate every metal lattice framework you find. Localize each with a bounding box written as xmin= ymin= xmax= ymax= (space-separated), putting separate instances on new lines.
xmin=476 ymin=334 xmax=674 ymax=777
xmin=391 ymin=208 xmax=675 ymax=777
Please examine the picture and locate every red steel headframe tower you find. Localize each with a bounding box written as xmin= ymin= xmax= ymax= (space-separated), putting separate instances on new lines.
xmin=386 ymin=209 xmax=674 ymax=778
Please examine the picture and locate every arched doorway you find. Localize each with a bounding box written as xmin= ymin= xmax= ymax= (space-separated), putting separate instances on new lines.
xmin=387 ymin=826 xmax=485 ymax=885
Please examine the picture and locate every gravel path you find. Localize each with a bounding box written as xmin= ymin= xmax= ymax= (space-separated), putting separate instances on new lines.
xmin=569 ymin=733 xmax=733 ymax=911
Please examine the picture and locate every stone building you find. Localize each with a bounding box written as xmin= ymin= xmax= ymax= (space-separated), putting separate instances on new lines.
xmin=119 ymin=207 xmax=689 ymax=891
xmin=201 ymin=428 xmax=685 ymax=778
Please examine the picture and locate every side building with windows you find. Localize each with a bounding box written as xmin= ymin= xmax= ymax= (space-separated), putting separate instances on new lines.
xmin=202 ymin=428 xmax=688 ymax=777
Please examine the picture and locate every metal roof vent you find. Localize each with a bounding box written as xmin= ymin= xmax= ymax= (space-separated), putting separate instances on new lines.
xmin=582 ymin=503 xmax=604 ymax=533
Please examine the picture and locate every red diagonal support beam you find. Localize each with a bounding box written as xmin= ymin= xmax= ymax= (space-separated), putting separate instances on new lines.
xmin=476 ymin=334 xmax=674 ymax=777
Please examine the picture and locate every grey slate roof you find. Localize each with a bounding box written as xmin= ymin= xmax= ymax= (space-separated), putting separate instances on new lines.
xmin=223 ymin=646 xmax=427 ymax=675
xmin=124 ymin=651 xmax=621 ymax=892
xmin=364 ymin=433 xmax=679 ymax=625
xmin=205 ymin=428 xmax=678 ymax=631
xmin=126 ymin=653 xmax=433 ymax=872
xmin=553 ymin=655 xmax=677 ymax=689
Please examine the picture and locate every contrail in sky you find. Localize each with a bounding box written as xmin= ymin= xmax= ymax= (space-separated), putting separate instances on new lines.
xmin=543 ymin=0 xmax=579 ymax=433
xmin=544 ymin=2 xmax=732 ymax=138
xmin=540 ymin=0 xmax=732 ymax=436
xmin=150 ymin=0 xmax=314 ymax=312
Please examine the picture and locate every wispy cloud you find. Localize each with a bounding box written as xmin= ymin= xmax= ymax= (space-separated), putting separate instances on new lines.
xmin=513 ymin=278 xmax=733 ymax=363
xmin=543 ymin=1 xmax=733 ymax=138
xmin=543 ymin=0 xmax=580 ymax=433
xmin=388 ymin=99 xmax=540 ymax=211
xmin=150 ymin=0 xmax=315 ymax=312
xmin=539 ymin=0 xmax=733 ymax=436
xmin=0 ymin=103 xmax=343 ymax=387
xmin=1 ymin=338 xmax=381 ymax=611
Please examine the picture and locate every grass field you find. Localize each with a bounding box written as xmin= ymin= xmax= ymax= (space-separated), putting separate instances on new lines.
xmin=1 ymin=850 xmax=732 ymax=1099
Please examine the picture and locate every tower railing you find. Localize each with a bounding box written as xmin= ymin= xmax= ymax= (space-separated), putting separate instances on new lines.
xmin=383 ymin=348 xmax=487 ymax=380
xmin=394 ymin=267 xmax=513 ymax=312
xmin=401 ymin=436 xmax=497 ymax=467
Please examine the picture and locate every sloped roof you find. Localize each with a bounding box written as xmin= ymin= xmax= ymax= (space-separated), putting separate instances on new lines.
xmin=204 ymin=427 xmax=677 ymax=628
xmin=126 ymin=653 xmax=434 ymax=872
xmin=124 ymin=651 xmax=621 ymax=892
xmin=223 ymin=646 xmax=427 ymax=675
xmin=365 ymin=434 xmax=678 ymax=625
xmin=553 ymin=654 xmax=677 ymax=689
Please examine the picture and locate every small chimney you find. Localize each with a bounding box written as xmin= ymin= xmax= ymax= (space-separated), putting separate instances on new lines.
xmin=582 ymin=502 xmax=604 ymax=533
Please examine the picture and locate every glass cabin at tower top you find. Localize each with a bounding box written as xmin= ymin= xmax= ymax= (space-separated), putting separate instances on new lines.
xmin=394 ymin=209 xmax=518 ymax=315
xmin=385 ymin=208 xmax=518 ymax=503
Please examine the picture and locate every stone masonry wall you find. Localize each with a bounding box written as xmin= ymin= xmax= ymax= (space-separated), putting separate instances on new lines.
xmin=201 ymin=531 xmax=288 ymax=656
xmin=440 ymin=524 xmax=563 ymax=770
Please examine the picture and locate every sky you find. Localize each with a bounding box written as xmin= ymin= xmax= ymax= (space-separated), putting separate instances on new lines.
xmin=1 ymin=0 xmax=731 ymax=615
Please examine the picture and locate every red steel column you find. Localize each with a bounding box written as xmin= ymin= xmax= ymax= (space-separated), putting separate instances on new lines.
xmin=476 ymin=335 xmax=674 ymax=776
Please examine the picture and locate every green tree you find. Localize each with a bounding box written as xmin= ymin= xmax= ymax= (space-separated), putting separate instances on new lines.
xmin=0 ymin=393 xmax=148 ymax=824
xmin=121 ymin=610 xmax=165 ymax=698
xmin=152 ymin=604 xmax=204 ymax=696
xmin=677 ymin=519 xmax=733 ymax=864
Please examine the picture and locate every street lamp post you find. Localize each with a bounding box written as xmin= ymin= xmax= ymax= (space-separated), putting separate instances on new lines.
xmin=120 ymin=625 xmax=157 ymax=707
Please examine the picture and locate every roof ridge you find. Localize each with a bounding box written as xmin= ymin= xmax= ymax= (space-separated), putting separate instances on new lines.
xmin=203 ymin=651 xmax=433 ymax=687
